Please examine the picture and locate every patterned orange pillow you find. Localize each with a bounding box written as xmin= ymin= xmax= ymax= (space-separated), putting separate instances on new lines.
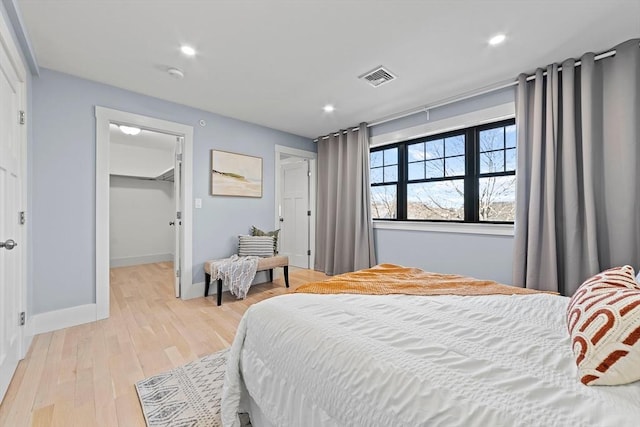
xmin=567 ymin=265 xmax=640 ymax=385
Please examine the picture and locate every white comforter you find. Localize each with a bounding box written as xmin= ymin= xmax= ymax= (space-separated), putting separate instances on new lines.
xmin=221 ymin=293 xmax=640 ymax=427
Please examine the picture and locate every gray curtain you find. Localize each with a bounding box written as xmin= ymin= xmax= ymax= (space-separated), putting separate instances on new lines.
xmin=514 ymin=38 xmax=640 ymax=296
xmin=315 ymin=123 xmax=377 ymax=275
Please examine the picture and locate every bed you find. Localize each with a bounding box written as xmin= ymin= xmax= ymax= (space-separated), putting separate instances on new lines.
xmin=221 ymin=267 xmax=640 ymax=426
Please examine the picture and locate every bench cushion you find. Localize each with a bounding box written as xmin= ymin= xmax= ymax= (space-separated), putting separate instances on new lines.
xmin=257 ymin=255 xmax=289 ymax=270
xmin=205 ymin=255 xmax=289 ymax=275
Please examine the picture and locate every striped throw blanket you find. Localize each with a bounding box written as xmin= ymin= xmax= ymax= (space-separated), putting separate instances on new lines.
xmin=212 ymin=255 xmax=259 ymax=299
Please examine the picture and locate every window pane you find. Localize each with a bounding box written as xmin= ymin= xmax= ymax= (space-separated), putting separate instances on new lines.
xmin=480 ymin=150 xmax=505 ymax=174
xmin=408 ymin=142 xmax=425 ymax=161
xmin=505 ymin=125 xmax=516 ymax=148
xmin=425 ymin=139 xmax=444 ymax=159
xmin=371 ymin=185 xmax=397 ymax=219
xmin=370 ymin=151 xmax=383 ymax=168
xmin=505 ymin=148 xmax=516 ymax=171
xmin=408 ymin=162 xmax=425 ymax=180
xmin=479 ymin=176 xmax=516 ymax=221
xmin=445 ymin=155 xmax=465 ymax=177
xmin=383 ymin=165 xmax=397 ymax=182
xmin=425 ymin=159 xmax=444 ymax=178
xmin=383 ymin=148 xmax=398 ymax=165
xmin=407 ymin=180 xmax=464 ymax=220
xmin=370 ymin=167 xmax=383 ymax=184
xmin=445 ymin=135 xmax=465 ymax=156
xmin=479 ymin=128 xmax=504 ymax=152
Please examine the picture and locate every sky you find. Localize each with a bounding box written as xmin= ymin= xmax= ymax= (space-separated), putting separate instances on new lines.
xmin=370 ymin=124 xmax=516 ymax=217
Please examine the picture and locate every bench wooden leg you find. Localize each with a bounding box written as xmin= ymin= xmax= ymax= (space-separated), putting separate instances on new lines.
xmin=284 ymin=266 xmax=289 ymax=288
xmin=204 ymin=273 xmax=211 ymax=297
xmin=217 ymin=279 xmax=223 ymax=306
xmin=269 ymin=269 xmax=273 ymax=282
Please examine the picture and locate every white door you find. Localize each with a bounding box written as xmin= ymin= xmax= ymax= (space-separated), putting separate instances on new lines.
xmin=280 ymin=160 xmax=310 ymax=268
xmin=173 ymin=137 xmax=183 ymax=298
xmin=0 ymin=37 xmax=24 ymax=400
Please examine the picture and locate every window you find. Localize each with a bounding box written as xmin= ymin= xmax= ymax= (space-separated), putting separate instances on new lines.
xmin=370 ymin=119 xmax=516 ymax=223
xmin=370 ymin=147 xmax=398 ymax=219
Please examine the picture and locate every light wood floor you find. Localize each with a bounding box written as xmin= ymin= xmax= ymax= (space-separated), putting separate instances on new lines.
xmin=0 ymin=262 xmax=327 ymax=426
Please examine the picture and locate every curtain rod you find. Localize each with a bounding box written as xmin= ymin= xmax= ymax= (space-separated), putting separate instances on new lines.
xmin=364 ymin=47 xmax=621 ymax=129
xmin=313 ymin=127 xmax=360 ymax=142
xmin=314 ymin=42 xmax=633 ymax=143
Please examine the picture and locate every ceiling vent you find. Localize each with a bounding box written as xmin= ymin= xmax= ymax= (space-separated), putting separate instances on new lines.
xmin=359 ymin=66 xmax=396 ymax=88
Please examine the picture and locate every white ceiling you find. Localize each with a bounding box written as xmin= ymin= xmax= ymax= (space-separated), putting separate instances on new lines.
xmin=19 ymin=0 xmax=640 ymax=138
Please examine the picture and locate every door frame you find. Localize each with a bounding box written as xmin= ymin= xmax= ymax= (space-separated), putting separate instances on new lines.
xmin=274 ymin=145 xmax=317 ymax=269
xmin=95 ymin=107 xmax=193 ymax=320
xmin=0 ymin=5 xmax=28 ymax=400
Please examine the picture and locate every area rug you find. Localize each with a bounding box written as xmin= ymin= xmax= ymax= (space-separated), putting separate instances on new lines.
xmin=135 ymin=348 xmax=251 ymax=427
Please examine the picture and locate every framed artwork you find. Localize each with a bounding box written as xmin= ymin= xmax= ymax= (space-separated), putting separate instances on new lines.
xmin=210 ymin=150 xmax=263 ymax=197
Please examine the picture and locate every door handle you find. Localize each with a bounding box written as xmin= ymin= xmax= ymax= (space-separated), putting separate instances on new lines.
xmin=279 ymin=217 xmax=284 ymax=222
xmin=0 ymin=239 xmax=17 ymax=250
xmin=169 ymin=221 xmax=175 ymax=226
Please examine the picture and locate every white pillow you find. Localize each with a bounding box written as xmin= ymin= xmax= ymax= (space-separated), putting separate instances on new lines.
xmin=567 ymin=265 xmax=640 ymax=385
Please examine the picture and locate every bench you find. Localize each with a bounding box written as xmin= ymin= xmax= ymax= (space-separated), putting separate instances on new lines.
xmin=204 ymin=255 xmax=290 ymax=306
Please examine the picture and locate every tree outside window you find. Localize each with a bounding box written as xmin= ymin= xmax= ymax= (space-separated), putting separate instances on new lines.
xmin=370 ymin=119 xmax=516 ymax=223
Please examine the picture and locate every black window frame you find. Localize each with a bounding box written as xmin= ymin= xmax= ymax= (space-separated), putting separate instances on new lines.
xmin=370 ymin=118 xmax=516 ymax=224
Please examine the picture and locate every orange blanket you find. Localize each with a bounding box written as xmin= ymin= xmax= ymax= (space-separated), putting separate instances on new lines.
xmin=295 ymin=264 xmax=549 ymax=297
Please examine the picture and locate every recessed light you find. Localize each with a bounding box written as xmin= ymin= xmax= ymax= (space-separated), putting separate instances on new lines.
xmin=119 ymin=125 xmax=141 ymax=136
xmin=323 ymin=104 xmax=335 ymax=113
xmin=489 ymin=34 xmax=506 ymax=46
xmin=180 ymin=45 xmax=196 ymax=56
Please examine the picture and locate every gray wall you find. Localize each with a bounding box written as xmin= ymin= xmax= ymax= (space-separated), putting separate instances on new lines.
xmin=370 ymin=86 xmax=515 ymax=137
xmin=370 ymin=86 xmax=516 ymax=284
xmin=109 ymin=176 xmax=174 ymax=267
xmin=374 ymin=229 xmax=514 ymax=285
xmin=31 ymin=68 xmax=315 ymax=314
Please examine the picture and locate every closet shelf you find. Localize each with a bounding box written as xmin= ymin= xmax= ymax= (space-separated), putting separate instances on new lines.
xmin=110 ymin=166 xmax=174 ymax=182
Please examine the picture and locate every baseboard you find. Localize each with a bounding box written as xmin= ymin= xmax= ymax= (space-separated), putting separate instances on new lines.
xmin=184 ymin=271 xmax=274 ymax=301
xmin=0 ymin=358 xmax=18 ymax=405
xmin=184 ymin=281 xmax=234 ymax=300
xmin=110 ymin=253 xmax=173 ymax=268
xmin=182 ymin=281 xmax=206 ymax=300
xmin=22 ymin=316 xmax=35 ymax=357
xmin=30 ymin=304 xmax=97 ymax=335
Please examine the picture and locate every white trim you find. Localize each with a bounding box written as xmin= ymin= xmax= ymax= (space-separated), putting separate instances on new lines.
xmin=0 ymin=360 xmax=17 ymax=404
xmin=0 ymin=3 xmax=26 ymax=82
xmin=370 ymin=103 xmax=516 ymax=239
xmin=370 ymin=102 xmax=515 ymax=148
xmin=1 ymin=3 xmax=28 ymax=365
xmin=192 ymin=271 xmax=282 ymax=301
xmin=274 ymin=145 xmax=318 ymax=160
xmin=373 ymin=220 xmax=514 ymax=236
xmin=18 ymin=72 xmax=27 ymax=358
xmin=181 ymin=281 xmax=205 ymax=300
xmin=30 ymin=304 xmax=97 ymax=335
xmin=188 ymin=279 xmax=257 ymax=300
xmin=2 ymin=0 xmax=39 ymax=76
xmin=110 ymin=253 xmax=174 ymax=268
xmin=274 ymin=145 xmax=317 ymax=268
xmin=21 ymin=316 xmax=33 ymax=357
xmin=186 ymin=276 xmax=267 ymax=301
xmin=95 ymin=107 xmax=194 ymax=320
xmin=308 ymin=158 xmax=317 ymax=269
